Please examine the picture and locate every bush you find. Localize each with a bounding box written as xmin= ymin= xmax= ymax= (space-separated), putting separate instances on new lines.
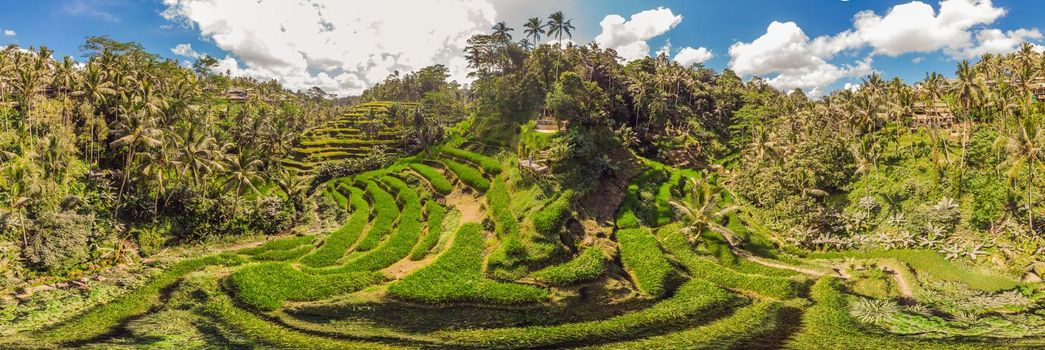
xmin=441 ymin=147 xmax=502 ymax=174
xmin=409 ymin=201 xmax=446 ymax=260
xmin=434 ymin=279 xmax=736 ymax=348
xmin=442 ymin=159 xmax=490 ymax=192
xmin=22 ymin=211 xmax=94 ymax=274
xmin=388 ymin=223 xmax=549 ymax=304
xmin=308 ymin=177 xmax=422 ymax=273
xmin=617 ymin=227 xmax=675 ymax=297
xmin=530 ymin=247 xmax=606 ymax=286
xmin=132 ymin=222 xmax=169 ymax=256
xmin=249 ymin=196 xmax=293 ymax=234
xmin=229 ymin=262 xmax=383 ymax=311
xmin=533 ymin=190 xmax=575 ymax=234
xmin=300 ymin=186 xmax=370 ymax=267
xmin=354 ymin=181 xmax=400 ymax=251
xmin=408 ymin=163 xmax=452 ymax=195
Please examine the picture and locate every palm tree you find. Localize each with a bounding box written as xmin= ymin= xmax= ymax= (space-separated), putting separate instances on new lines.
xmin=746 ymin=124 xmax=779 ymax=162
xmin=53 ymin=56 xmax=77 ymax=127
xmin=669 ymin=177 xmax=741 ymax=247
xmin=953 ymin=60 xmax=983 ymax=179
xmin=223 ymin=151 xmax=264 ymax=214
xmin=172 ymin=124 xmax=222 ymax=190
xmin=523 ymin=17 xmax=546 ymax=46
xmin=547 ymin=11 xmax=575 ymax=79
xmin=110 ymin=111 xmax=162 ymax=206
xmin=995 ymin=115 xmax=1044 ymax=233
xmin=72 ymin=63 xmax=115 ymax=164
xmin=491 ymin=21 xmax=513 ymax=42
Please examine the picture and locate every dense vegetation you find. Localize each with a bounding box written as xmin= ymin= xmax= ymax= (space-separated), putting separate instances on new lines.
xmin=3 ymin=11 xmax=1044 ymax=349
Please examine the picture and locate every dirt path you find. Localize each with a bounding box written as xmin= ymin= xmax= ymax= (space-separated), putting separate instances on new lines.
xmin=737 ymin=251 xmax=851 ymax=279
xmin=445 ymin=188 xmax=485 ymax=223
xmin=877 ymin=262 xmax=914 ymax=298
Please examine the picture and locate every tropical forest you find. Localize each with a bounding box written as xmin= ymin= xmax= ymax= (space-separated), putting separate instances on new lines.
xmin=0 ymin=3 xmax=1044 ymax=349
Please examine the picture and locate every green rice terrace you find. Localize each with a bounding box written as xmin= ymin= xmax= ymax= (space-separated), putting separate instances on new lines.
xmin=282 ymin=101 xmax=421 ymax=174
xmin=5 ymin=139 xmax=1042 ymax=349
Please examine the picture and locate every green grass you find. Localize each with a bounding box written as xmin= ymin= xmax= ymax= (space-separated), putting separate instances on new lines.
xmin=657 ymin=226 xmax=802 ymax=299
xmin=591 ymin=300 xmax=799 ymax=349
xmin=354 ymin=181 xmax=400 ymax=251
xmin=441 ymin=147 xmax=502 ymax=174
xmin=204 ymin=292 xmax=402 ymax=349
xmin=617 ymin=227 xmax=676 ymax=297
xmin=238 ymin=235 xmax=313 ymax=256
xmin=408 ymin=163 xmax=452 ymax=195
xmin=229 ymin=262 xmax=383 ymax=311
xmin=251 ymin=245 xmax=312 ymax=261
xmin=442 ymin=159 xmax=490 ymax=192
xmin=328 ymin=184 xmax=349 ymax=208
xmin=309 ymin=177 xmax=423 ymax=274
xmin=787 ymin=278 xmax=981 ymax=349
xmin=808 ymin=250 xmax=1017 ymax=292
xmin=33 ymin=253 xmax=247 ymax=344
xmin=655 ymin=171 xmax=681 ymax=226
xmin=388 ymin=223 xmax=550 ymax=304
xmin=530 ymin=246 xmax=606 ymax=286
xmin=486 ymin=175 xmax=518 ymax=239
xmin=301 ymin=186 xmax=371 ymax=267
xmin=409 ymin=201 xmax=446 ymax=260
xmin=533 ymin=190 xmax=575 ymax=234
xmin=432 ymin=279 xmax=738 ymax=348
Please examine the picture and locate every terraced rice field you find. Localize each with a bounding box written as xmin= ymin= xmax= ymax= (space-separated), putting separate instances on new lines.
xmin=13 ymin=146 xmax=1038 ymax=349
xmin=281 ymin=101 xmax=420 ymax=174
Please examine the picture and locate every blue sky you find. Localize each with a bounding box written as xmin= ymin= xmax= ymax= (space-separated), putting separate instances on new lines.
xmin=1 ymin=0 xmax=1042 ymax=96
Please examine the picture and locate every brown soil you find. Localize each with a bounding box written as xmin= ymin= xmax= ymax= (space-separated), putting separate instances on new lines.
xmin=575 ymin=147 xmax=642 ymax=226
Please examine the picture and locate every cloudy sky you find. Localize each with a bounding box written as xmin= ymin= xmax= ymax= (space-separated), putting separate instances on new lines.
xmin=1 ymin=0 xmax=1042 ymax=97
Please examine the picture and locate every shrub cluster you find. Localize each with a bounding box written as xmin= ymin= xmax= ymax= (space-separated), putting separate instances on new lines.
xmin=530 ymin=246 xmax=606 ymax=286
xmin=532 ymin=190 xmax=575 ymax=234
xmin=617 ymin=227 xmax=675 ymax=297
xmin=409 ymin=201 xmax=446 ymax=260
xmin=354 ymin=181 xmax=400 ymax=251
xmin=229 ymin=262 xmax=383 ymax=311
xmin=408 ymin=163 xmax=452 ymax=195
xmin=442 ymin=159 xmax=490 ymax=192
xmin=300 ymin=186 xmax=371 ymax=267
xmin=388 ymin=223 xmax=549 ymax=304
xmin=441 ymin=147 xmax=502 ymax=174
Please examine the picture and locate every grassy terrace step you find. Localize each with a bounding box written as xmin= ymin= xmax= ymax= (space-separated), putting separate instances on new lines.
xmin=239 ymin=235 xmax=314 ymax=256
xmin=409 ymin=200 xmax=446 ymax=260
xmin=299 ymin=138 xmax=397 ymax=147
xmin=617 ymin=227 xmax=677 ymax=297
xmin=301 ymin=186 xmax=371 ymax=267
xmin=204 ymin=292 xmax=403 ymax=350
xmin=229 ymin=262 xmax=383 ymax=311
xmin=530 ymin=246 xmax=607 ymax=286
xmin=440 ymin=147 xmax=502 ymax=174
xmin=354 ymin=181 xmax=400 ymax=251
xmin=787 ymin=278 xmax=984 ymax=349
xmin=251 ymin=245 xmax=312 ymax=261
xmin=407 ymin=163 xmax=452 ymax=195
xmin=589 ymin=300 xmax=800 ymax=350
xmin=429 ymin=279 xmax=740 ymax=348
xmin=442 ymin=159 xmax=490 ymax=192
xmin=657 ymin=226 xmax=803 ymax=299
xmin=388 ymin=223 xmax=549 ymax=304
xmin=305 ymin=177 xmax=422 ymax=274
xmin=33 ymin=253 xmax=247 ymax=344
xmin=807 ymin=250 xmax=1018 ymax=292
xmin=654 ymin=170 xmax=682 ymax=226
xmin=533 ymin=190 xmax=575 ymax=234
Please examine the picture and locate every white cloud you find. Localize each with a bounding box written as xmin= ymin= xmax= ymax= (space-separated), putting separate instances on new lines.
xmin=2 ymin=29 xmax=15 ymax=37
xmin=728 ymin=0 xmax=1040 ymax=96
xmin=595 ymin=7 xmax=682 ymax=61
xmin=171 ymin=43 xmax=201 ymax=59
xmin=161 ymin=0 xmax=497 ymax=96
xmin=674 ymin=47 xmax=713 ymax=66
xmin=912 ymin=56 xmax=925 ymax=63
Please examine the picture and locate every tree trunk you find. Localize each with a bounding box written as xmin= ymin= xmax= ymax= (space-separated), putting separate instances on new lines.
xmin=1030 ymin=164 xmax=1035 ymax=234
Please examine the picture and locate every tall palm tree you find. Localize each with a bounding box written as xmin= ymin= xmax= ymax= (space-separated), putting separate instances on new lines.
xmin=491 ymin=21 xmax=513 ymax=42
xmin=953 ymin=60 xmax=983 ymax=177
xmin=995 ymin=115 xmax=1044 ymax=233
xmin=223 ymin=151 xmax=264 ymax=214
xmin=669 ymin=177 xmax=741 ymax=247
xmin=173 ymin=124 xmax=222 ymax=190
xmin=72 ymin=63 xmax=115 ymax=164
xmin=523 ymin=17 xmax=546 ymax=46
xmin=547 ymin=11 xmax=575 ymax=79
xmin=110 ymin=111 xmax=162 ymax=206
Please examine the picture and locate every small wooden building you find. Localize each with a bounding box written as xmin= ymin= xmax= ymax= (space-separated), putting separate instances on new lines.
xmin=911 ymin=102 xmax=954 ymax=127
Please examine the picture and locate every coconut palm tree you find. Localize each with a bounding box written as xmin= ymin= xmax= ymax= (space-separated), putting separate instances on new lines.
xmin=547 ymin=11 xmax=574 ymax=79
xmin=995 ymin=114 xmax=1044 ymax=233
xmin=72 ymin=63 xmax=115 ymax=164
xmin=669 ymin=177 xmax=741 ymax=247
xmin=223 ymin=151 xmax=264 ymax=214
xmin=110 ymin=111 xmax=162 ymax=205
xmin=523 ymin=17 xmax=546 ymax=47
